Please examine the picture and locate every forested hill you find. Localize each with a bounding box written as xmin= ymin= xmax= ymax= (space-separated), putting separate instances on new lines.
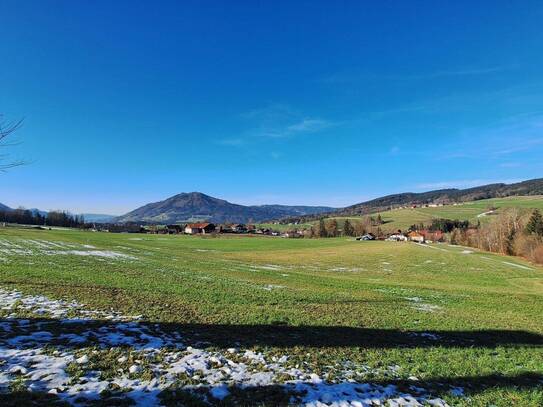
xmin=284 ymin=178 xmax=543 ymax=222
xmin=115 ymin=192 xmax=335 ymax=224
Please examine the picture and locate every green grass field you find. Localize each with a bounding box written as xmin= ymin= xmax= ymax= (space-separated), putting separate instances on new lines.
xmin=319 ymin=196 xmax=543 ymax=232
xmin=0 ymin=227 xmax=542 ymax=405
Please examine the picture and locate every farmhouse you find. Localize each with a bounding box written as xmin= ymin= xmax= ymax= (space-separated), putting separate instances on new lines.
xmin=230 ymin=224 xmax=247 ymax=233
xmin=420 ymin=229 xmax=444 ymax=243
xmin=407 ymin=231 xmax=425 ymax=243
xmin=185 ymin=223 xmax=215 ymax=234
xmin=387 ymin=231 xmax=408 ymax=242
xmin=283 ymin=230 xmax=302 ymax=238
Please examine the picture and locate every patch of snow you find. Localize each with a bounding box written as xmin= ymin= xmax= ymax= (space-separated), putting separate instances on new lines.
xmin=0 ymin=287 xmax=460 ymax=406
xmin=46 ymin=250 xmax=136 ymax=260
xmin=413 ymin=303 xmax=442 ymax=313
xmin=262 ymin=284 xmax=286 ymax=291
xmin=501 ymin=261 xmax=533 ymax=270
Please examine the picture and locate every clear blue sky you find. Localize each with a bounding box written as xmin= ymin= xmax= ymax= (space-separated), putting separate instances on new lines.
xmin=1 ymin=1 xmax=543 ymax=214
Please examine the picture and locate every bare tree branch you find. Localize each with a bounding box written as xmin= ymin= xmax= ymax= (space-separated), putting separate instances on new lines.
xmin=0 ymin=115 xmax=25 ymax=171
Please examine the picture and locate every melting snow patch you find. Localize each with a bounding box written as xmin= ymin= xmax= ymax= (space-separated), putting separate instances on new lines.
xmin=405 ymin=297 xmax=442 ymax=313
xmin=58 ymin=250 xmax=136 ymax=260
xmin=0 ymin=238 xmax=135 ymax=261
xmin=262 ymin=284 xmax=286 ymax=291
xmin=502 ymin=261 xmax=533 ymax=270
xmin=0 ymin=287 xmax=460 ymax=406
xmin=258 ymin=264 xmax=283 ymax=270
xmin=412 ymin=303 xmax=442 ymax=313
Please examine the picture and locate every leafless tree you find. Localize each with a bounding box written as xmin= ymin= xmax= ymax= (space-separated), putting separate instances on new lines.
xmin=0 ymin=115 xmax=25 ymax=171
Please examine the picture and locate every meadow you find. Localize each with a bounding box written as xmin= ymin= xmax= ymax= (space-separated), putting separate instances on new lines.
xmin=320 ymin=196 xmax=543 ymax=232
xmin=0 ymin=227 xmax=542 ymax=406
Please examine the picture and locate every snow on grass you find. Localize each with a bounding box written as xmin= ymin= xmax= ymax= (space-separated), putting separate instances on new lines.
xmin=256 ymin=264 xmax=284 ymax=271
xmin=48 ymin=250 xmax=137 ymax=260
xmin=501 ymin=261 xmax=533 ymax=270
xmin=262 ymin=284 xmax=286 ymax=291
xmin=412 ymin=303 xmax=443 ymax=313
xmin=329 ymin=267 xmax=365 ymax=272
xmin=0 ymin=238 xmax=136 ymax=261
xmin=0 ymin=288 xmax=459 ymax=406
xmin=404 ymin=297 xmax=443 ymax=313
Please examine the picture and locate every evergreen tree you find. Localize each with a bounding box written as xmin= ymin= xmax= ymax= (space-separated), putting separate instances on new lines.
xmin=526 ymin=209 xmax=543 ymax=237
xmin=317 ymin=219 xmax=327 ymax=238
xmin=343 ymin=219 xmax=354 ymax=236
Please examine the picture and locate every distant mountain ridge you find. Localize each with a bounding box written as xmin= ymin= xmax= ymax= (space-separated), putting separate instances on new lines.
xmin=337 ymin=178 xmax=543 ymax=216
xmin=115 ymin=192 xmax=335 ymax=224
xmin=81 ymin=214 xmax=117 ymax=223
xmin=0 ymin=203 xmax=11 ymax=212
xmin=287 ymin=178 xmax=543 ymax=222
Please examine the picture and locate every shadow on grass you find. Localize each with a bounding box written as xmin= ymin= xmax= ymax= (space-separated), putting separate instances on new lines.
xmin=178 ymin=324 xmax=543 ymax=348
xmin=1 ymin=372 xmax=542 ymax=406
xmin=1 ymin=317 xmax=543 ymax=349
xmin=1 ymin=316 xmax=542 ymax=405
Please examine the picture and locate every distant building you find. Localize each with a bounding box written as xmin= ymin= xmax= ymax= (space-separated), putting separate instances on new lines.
xmin=356 ymin=233 xmax=375 ymax=241
xmin=230 ymin=224 xmax=247 ymax=233
xmin=387 ymin=230 xmax=408 ymax=242
xmin=185 ymin=223 xmax=215 ymax=234
xmin=419 ymin=230 xmax=444 ymax=243
xmin=407 ymin=231 xmax=425 ymax=243
xmin=283 ymin=230 xmax=302 ymax=238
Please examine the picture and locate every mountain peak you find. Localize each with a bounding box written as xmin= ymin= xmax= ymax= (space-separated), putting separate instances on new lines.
xmin=115 ymin=192 xmax=334 ymax=224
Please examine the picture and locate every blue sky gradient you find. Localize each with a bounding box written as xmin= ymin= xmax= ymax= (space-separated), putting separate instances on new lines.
xmin=1 ymin=1 xmax=543 ymax=214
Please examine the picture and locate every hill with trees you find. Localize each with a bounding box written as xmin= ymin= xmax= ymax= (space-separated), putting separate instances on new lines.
xmin=115 ymin=192 xmax=335 ymax=224
xmin=284 ymin=178 xmax=543 ymax=224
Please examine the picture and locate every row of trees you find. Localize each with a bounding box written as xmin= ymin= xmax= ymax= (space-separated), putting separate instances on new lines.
xmin=410 ymin=218 xmax=471 ymax=233
xmin=306 ymin=218 xmax=383 ymax=238
xmin=449 ymin=209 xmax=543 ymax=265
xmin=0 ymin=208 xmax=86 ymax=228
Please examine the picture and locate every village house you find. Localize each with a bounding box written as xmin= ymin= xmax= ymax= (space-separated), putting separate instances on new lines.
xmin=419 ymin=229 xmax=445 ymax=243
xmin=184 ymin=223 xmax=216 ymax=234
xmin=387 ymin=230 xmax=408 ymax=242
xmin=282 ymin=230 xmax=302 ymax=238
xmin=407 ymin=230 xmax=425 ymax=243
xmin=230 ymin=224 xmax=247 ymax=233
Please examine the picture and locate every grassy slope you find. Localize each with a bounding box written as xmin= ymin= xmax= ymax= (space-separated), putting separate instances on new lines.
xmin=1 ymin=228 xmax=543 ymax=405
xmin=320 ymin=195 xmax=543 ymax=232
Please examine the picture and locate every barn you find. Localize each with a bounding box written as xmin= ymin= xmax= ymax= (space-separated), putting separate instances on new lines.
xmin=184 ymin=223 xmax=216 ymax=234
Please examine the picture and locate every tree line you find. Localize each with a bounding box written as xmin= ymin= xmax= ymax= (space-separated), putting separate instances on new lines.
xmin=306 ymin=215 xmax=385 ymax=238
xmin=0 ymin=208 xmax=85 ymax=228
xmin=448 ymin=208 xmax=543 ymax=265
